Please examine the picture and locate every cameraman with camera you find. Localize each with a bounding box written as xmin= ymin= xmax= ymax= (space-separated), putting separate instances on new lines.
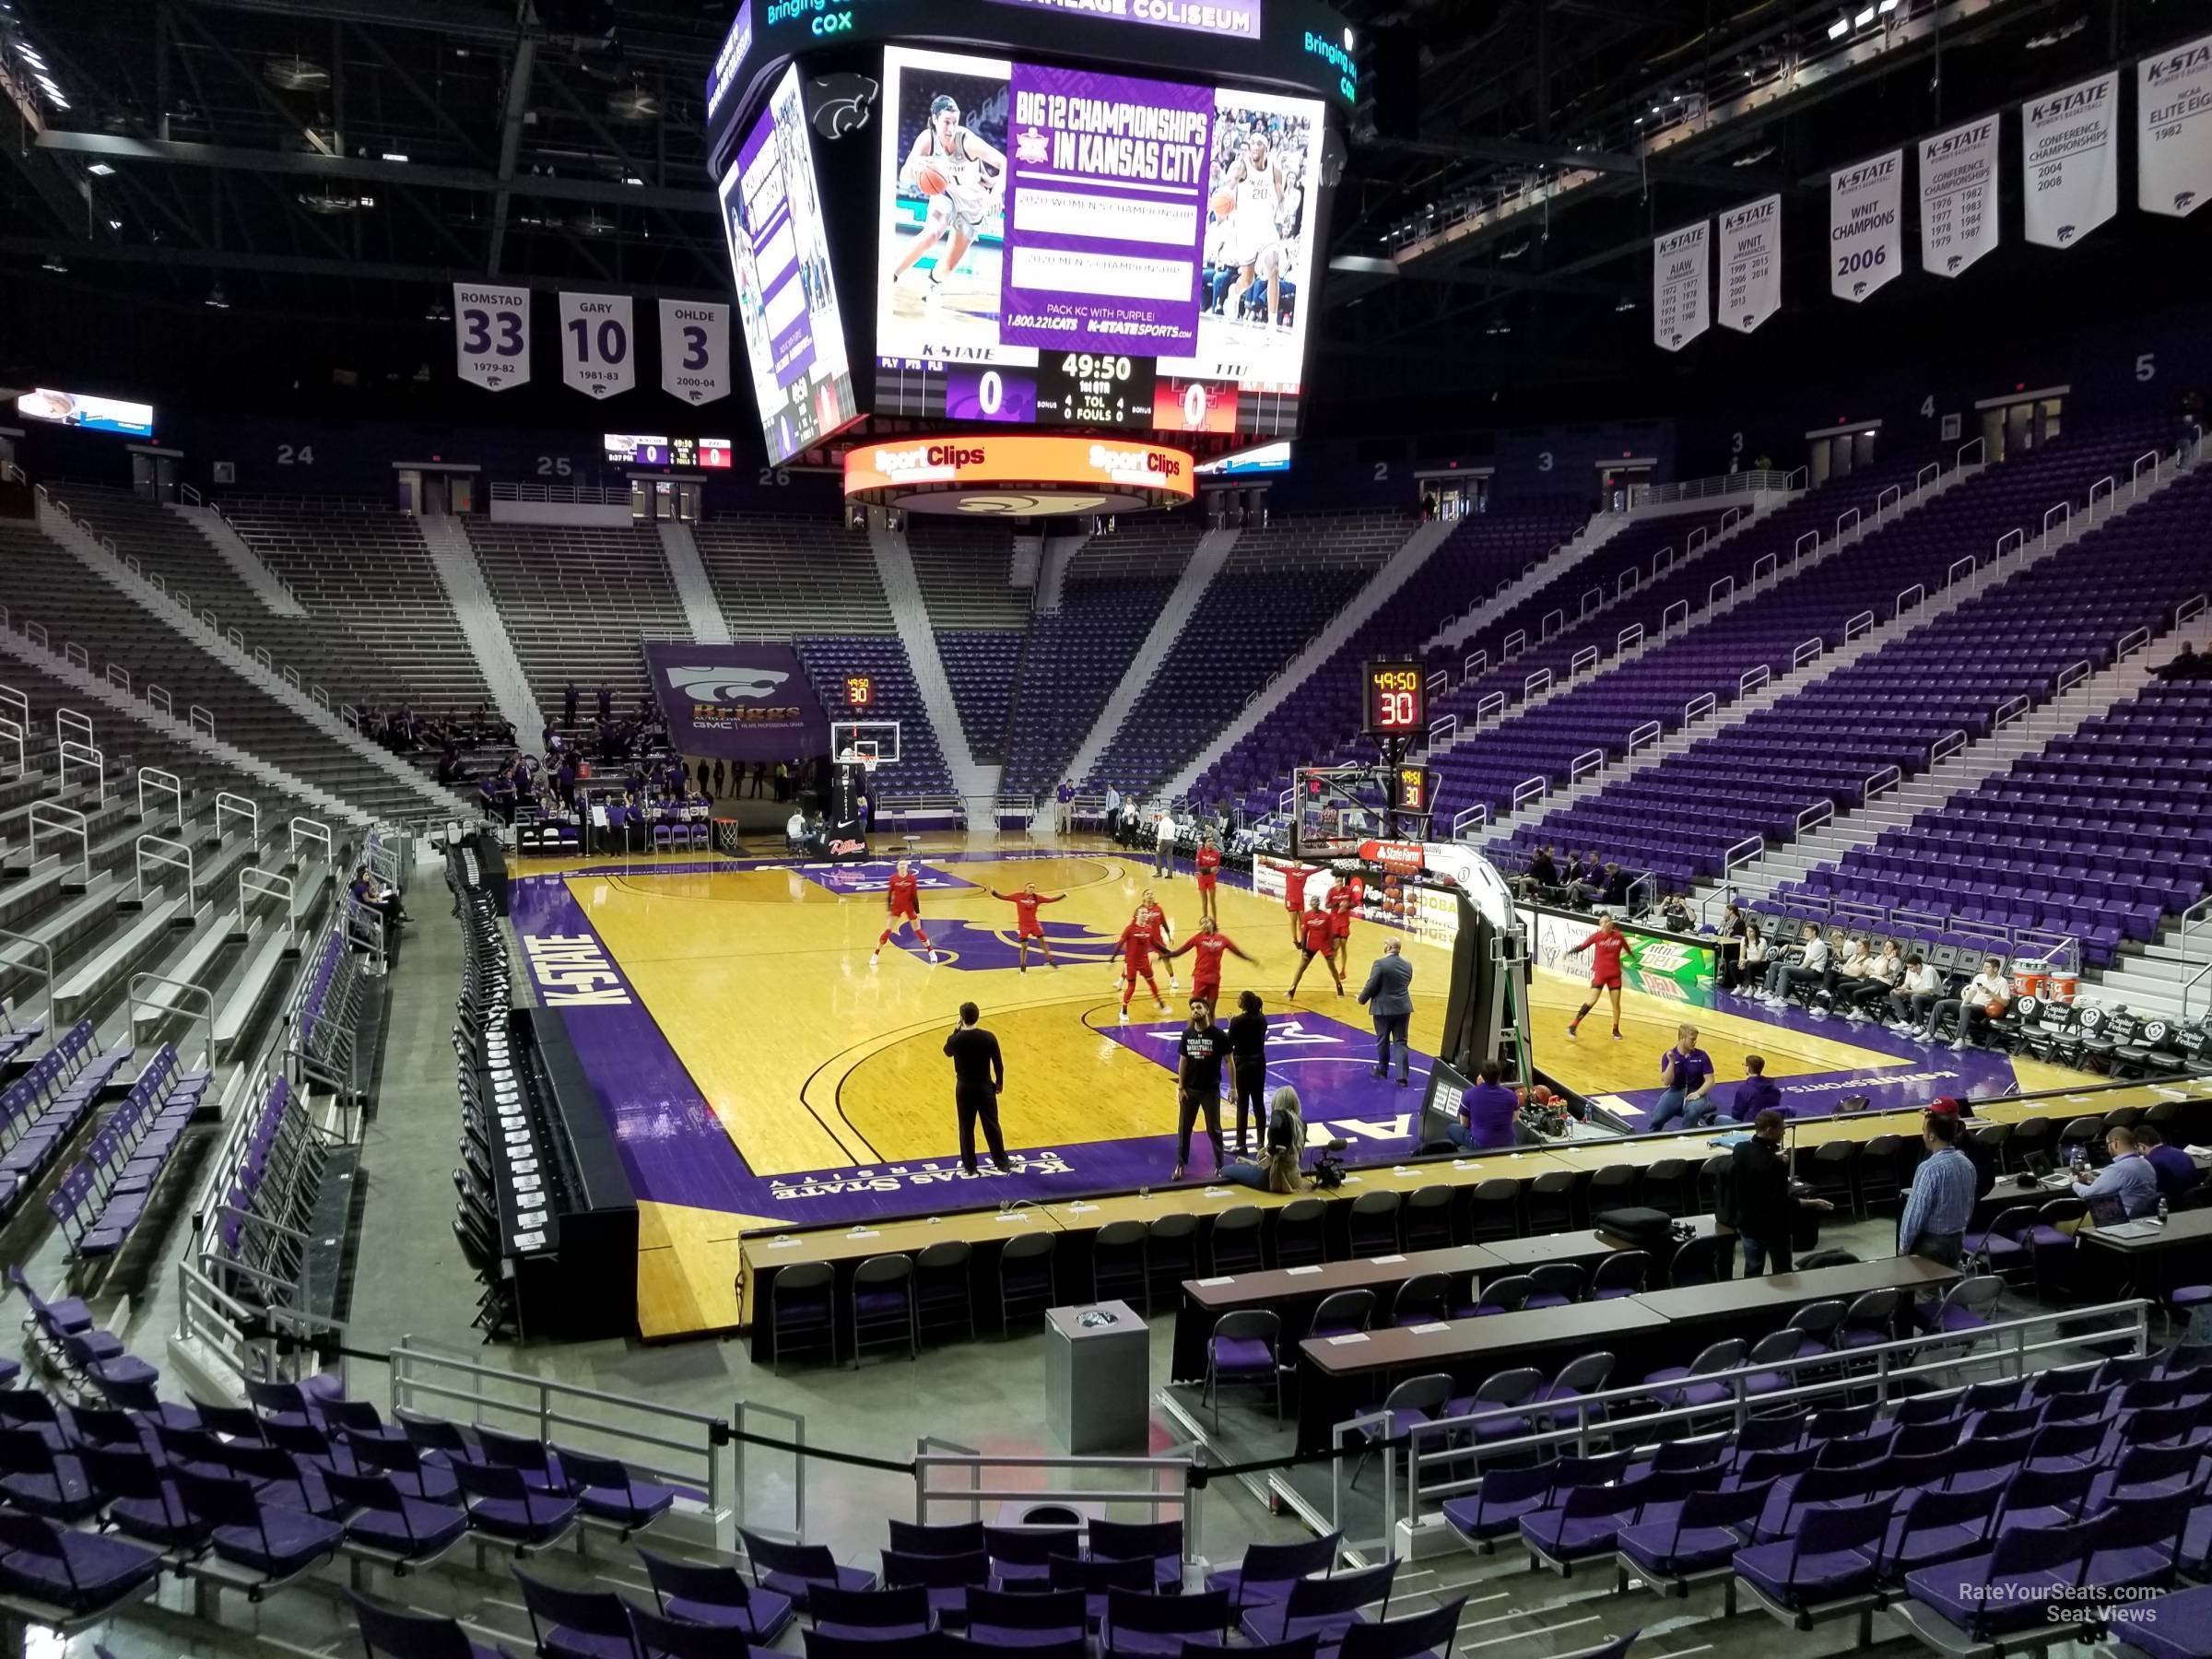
xmin=1218 ymin=1085 xmax=1348 ymax=1194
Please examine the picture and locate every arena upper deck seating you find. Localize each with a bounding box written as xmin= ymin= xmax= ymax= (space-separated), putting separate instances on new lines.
xmin=1001 ymin=523 xmax=1193 ymax=797
xmin=1493 ymin=424 xmax=2205 ymax=951
xmin=1088 ymin=510 xmax=1413 ymax=794
xmin=691 ymin=516 xmax=893 ymax=636
xmin=0 ymin=518 xmax=455 ymax=821
xmin=905 ymin=518 xmax=1029 ymax=631
xmin=467 ymin=523 xmax=688 ymax=733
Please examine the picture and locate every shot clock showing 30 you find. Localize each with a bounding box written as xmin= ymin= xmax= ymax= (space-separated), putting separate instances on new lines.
xmin=1363 ymin=661 xmax=1425 ymax=737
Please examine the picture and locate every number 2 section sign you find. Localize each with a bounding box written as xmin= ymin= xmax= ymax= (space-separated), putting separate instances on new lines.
xmin=559 ymin=292 xmax=637 ymax=398
xmin=453 ymin=284 xmax=531 ymax=392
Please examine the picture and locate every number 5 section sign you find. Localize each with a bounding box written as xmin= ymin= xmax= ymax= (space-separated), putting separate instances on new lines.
xmin=559 ymin=292 xmax=636 ymax=397
xmin=453 ymin=284 xmax=531 ymax=392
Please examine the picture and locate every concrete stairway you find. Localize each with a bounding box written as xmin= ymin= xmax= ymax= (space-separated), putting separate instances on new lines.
xmin=171 ymin=506 xmax=308 ymax=618
xmin=865 ymin=527 xmax=991 ymax=811
xmin=656 ymin=522 xmax=733 ymax=643
xmin=418 ymin=515 xmax=547 ymax=750
xmin=1158 ymin=515 xmax=1457 ymax=802
xmin=1061 ymin=525 xmax=1238 ymax=791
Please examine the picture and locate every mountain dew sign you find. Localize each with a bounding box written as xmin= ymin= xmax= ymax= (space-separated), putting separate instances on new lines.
xmin=1516 ymin=904 xmax=1718 ymax=1010
xmin=1621 ymin=935 xmax=1718 ymax=1009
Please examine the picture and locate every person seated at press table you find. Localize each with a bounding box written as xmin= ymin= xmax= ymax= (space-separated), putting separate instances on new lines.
xmin=1449 ymin=1058 xmax=1522 ymax=1150
xmin=1646 ymin=1024 xmax=1718 ymax=1131
xmin=1521 ymin=844 xmax=1559 ymax=899
xmin=2135 ymin=1124 xmax=2201 ymax=1206
xmin=2064 ymin=1127 xmax=2161 ymax=1229
xmin=1721 ymin=1054 xmax=1783 ymax=1124
xmin=1658 ymin=891 xmax=1694 ymax=934
xmin=1712 ymin=898 xmax=1749 ymax=992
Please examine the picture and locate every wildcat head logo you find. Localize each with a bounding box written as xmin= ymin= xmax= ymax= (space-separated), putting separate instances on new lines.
xmin=1947 ymin=254 xmax=1963 ymax=271
xmin=666 ymin=665 xmax=790 ymax=703
xmin=2056 ymin=224 xmax=2077 ymax=243
xmin=1853 ymin=279 xmax=1869 ymax=296
xmin=2178 ymin=191 xmax=2197 ymax=214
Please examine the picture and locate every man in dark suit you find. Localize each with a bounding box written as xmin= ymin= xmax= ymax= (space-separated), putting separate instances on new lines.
xmin=943 ymin=1002 xmax=1007 ymax=1177
xmin=1357 ymin=937 xmax=1417 ymax=1087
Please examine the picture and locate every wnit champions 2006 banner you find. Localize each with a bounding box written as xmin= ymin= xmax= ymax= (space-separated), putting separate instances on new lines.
xmin=642 ymin=642 xmax=830 ymax=761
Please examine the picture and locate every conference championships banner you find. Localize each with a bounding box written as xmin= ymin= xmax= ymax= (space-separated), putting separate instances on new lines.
xmin=1652 ymin=219 xmax=1711 ymax=352
xmin=1717 ymin=195 xmax=1780 ymax=333
xmin=643 ymin=642 xmax=830 ymax=761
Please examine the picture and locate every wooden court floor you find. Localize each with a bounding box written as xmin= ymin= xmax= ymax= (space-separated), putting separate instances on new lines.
xmin=516 ymin=836 xmax=2126 ymax=1337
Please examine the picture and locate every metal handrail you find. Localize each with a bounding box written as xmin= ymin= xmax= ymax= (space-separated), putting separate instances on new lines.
xmin=0 ymin=714 xmax=23 ymax=781
xmin=215 ymin=793 xmax=259 ymax=843
xmin=137 ymin=767 xmax=183 ymax=827
xmin=29 ymin=800 xmax=89 ymax=882
xmin=135 ymin=833 xmax=196 ymax=903
xmin=1393 ymin=1299 xmax=2153 ymax=1539
xmin=130 ymin=971 xmax=215 ymax=1067
xmin=1956 ymin=436 xmax=1985 ymax=467
xmin=1659 ymin=600 xmax=1688 ymax=632
xmin=0 ymin=924 xmax=58 ymax=1032
xmin=58 ymin=738 xmax=103 ymax=803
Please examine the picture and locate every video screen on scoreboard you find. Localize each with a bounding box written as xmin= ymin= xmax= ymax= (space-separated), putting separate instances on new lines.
xmin=15 ymin=387 xmax=156 ymax=439
xmin=872 ymin=46 xmax=1323 ymax=436
xmin=719 ymin=64 xmax=862 ymax=466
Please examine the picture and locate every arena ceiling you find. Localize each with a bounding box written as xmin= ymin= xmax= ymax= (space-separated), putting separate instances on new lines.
xmin=0 ymin=0 xmax=2195 ymax=431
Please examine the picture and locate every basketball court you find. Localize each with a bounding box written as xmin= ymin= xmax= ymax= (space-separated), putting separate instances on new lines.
xmin=508 ymin=834 xmax=2144 ymax=1339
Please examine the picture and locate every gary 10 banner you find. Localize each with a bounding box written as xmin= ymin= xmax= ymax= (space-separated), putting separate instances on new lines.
xmin=643 ymin=642 xmax=830 ymax=761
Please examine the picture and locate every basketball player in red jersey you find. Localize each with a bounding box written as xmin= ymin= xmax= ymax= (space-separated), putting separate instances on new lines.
xmin=1108 ymin=907 xmax=1170 ymax=1020
xmin=986 ymin=882 xmax=1065 ymax=971
xmin=1194 ymin=833 xmax=1223 ymax=922
xmin=1325 ymin=875 xmax=1361 ymax=978
xmin=1565 ymin=914 xmax=1638 ymax=1040
xmin=1260 ymin=857 xmax=1312 ymax=947
xmin=870 ymin=860 xmax=936 ymax=966
xmin=1285 ymin=896 xmax=1346 ymax=999
xmin=1136 ymin=888 xmax=1178 ymax=991
xmin=1163 ymin=916 xmax=1255 ymax=1015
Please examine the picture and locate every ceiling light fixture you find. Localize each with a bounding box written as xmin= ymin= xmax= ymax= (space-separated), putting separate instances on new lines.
xmin=205 ymin=281 xmax=229 ymax=309
xmin=87 ymin=161 xmax=113 ymax=176
xmin=1828 ymin=17 xmax=1850 ymax=39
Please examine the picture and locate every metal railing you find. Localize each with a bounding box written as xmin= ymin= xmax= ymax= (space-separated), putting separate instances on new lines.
xmin=913 ymin=1448 xmax=1194 ymax=1547
xmin=385 ymin=1337 xmax=733 ymax=1546
xmin=137 ymin=767 xmax=182 ymax=826
xmin=1451 ymin=804 xmax=1489 ymax=840
xmin=489 ymin=480 xmax=631 ymax=506
xmin=0 ymin=924 xmax=57 ymax=1032
xmin=1384 ymin=1298 xmax=2152 ymax=1547
xmin=215 ymin=792 xmax=259 ymax=843
xmin=239 ymin=867 xmax=295 ymax=931
xmin=290 ymin=816 xmax=334 ymax=865
xmin=29 ymin=800 xmax=89 ymax=883
xmin=135 ymin=833 xmax=196 ymax=903
xmin=58 ymin=738 xmax=103 ymax=802
xmin=0 ymin=714 xmax=23 ymax=781
xmin=1638 ymin=467 xmax=1794 ymax=506
xmin=130 ymin=971 xmax=214 ymax=1065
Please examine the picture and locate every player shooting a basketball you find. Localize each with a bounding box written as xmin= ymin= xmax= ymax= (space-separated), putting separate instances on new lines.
xmin=1109 ymin=905 xmax=1171 ymax=1020
xmin=1135 ymin=888 xmax=1178 ymax=991
xmin=871 ymin=859 xmax=937 ymax=966
xmin=1565 ymin=914 xmax=1637 ymax=1041
xmin=893 ymin=95 xmax=1006 ymax=305
xmin=1216 ymin=129 xmax=1287 ymax=329
xmin=986 ymin=882 xmax=1065 ymax=972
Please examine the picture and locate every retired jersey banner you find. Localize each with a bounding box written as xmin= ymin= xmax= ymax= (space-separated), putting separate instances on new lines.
xmin=658 ymin=299 xmax=733 ymax=405
xmin=642 ymin=642 xmax=830 ymax=761
xmin=1830 ymin=151 xmax=1903 ymax=302
xmin=2139 ymin=34 xmax=2212 ymax=218
xmin=1717 ymin=195 xmax=1780 ymax=333
xmin=1918 ymin=114 xmax=2001 ymax=276
xmin=453 ymin=283 xmax=530 ymax=392
xmin=558 ymin=291 xmax=637 ymax=398
xmin=1652 ymin=220 xmax=1710 ymax=351
xmin=2023 ymin=71 xmax=2120 ymax=248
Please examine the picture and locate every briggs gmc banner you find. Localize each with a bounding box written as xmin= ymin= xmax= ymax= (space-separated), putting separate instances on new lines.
xmin=642 ymin=642 xmax=830 ymax=762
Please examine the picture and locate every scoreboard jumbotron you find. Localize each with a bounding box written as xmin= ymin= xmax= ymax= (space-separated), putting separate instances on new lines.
xmin=702 ymin=0 xmax=1352 ymax=506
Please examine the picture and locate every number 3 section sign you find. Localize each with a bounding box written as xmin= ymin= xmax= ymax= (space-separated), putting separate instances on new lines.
xmin=559 ymin=292 xmax=636 ymax=397
xmin=453 ymin=284 xmax=530 ymax=392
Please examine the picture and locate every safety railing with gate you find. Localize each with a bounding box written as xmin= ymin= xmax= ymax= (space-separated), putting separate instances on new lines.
xmin=913 ymin=1446 xmax=1198 ymax=1556
xmin=1371 ymin=1297 xmax=2153 ymax=1557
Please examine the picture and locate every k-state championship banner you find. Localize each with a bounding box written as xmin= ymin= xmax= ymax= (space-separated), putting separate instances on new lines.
xmin=1716 ymin=195 xmax=1780 ymax=333
xmin=2139 ymin=33 xmax=2212 ymax=218
xmin=1918 ymin=114 xmax=2001 ymax=276
xmin=2023 ymin=71 xmax=2120 ymax=248
xmin=1830 ymin=150 xmax=1903 ymax=302
xmin=658 ymin=299 xmax=733 ymax=405
xmin=558 ymin=291 xmax=637 ymax=397
xmin=453 ymin=283 xmax=531 ymax=392
xmin=642 ymin=642 xmax=830 ymax=761
xmin=1651 ymin=219 xmax=1711 ymax=351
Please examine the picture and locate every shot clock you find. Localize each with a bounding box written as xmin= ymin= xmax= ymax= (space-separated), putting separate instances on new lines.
xmin=844 ymin=675 xmax=877 ymax=711
xmin=1397 ymin=765 xmax=1431 ymax=816
xmin=1362 ymin=661 xmax=1426 ymax=738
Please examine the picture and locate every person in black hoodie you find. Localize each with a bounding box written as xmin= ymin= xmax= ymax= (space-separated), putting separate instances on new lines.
xmin=1721 ymin=1110 xmax=1831 ymax=1276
